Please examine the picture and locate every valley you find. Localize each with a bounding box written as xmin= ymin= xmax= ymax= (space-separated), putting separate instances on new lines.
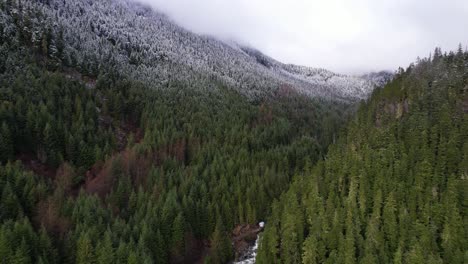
xmin=0 ymin=0 xmax=466 ymax=263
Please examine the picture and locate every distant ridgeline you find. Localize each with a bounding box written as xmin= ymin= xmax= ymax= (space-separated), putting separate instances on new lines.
xmin=257 ymin=47 xmax=468 ymax=263
xmin=0 ymin=0 xmax=386 ymax=101
xmin=0 ymin=1 xmax=362 ymax=263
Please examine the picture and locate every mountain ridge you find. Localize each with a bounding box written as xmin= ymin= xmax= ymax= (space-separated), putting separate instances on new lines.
xmin=9 ymin=0 xmax=391 ymax=101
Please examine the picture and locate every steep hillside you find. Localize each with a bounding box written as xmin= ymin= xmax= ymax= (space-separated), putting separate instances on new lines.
xmin=0 ymin=0 xmax=386 ymax=100
xmin=257 ymin=47 xmax=468 ymax=263
xmin=0 ymin=1 xmax=362 ymax=263
xmin=238 ymin=47 xmax=387 ymax=99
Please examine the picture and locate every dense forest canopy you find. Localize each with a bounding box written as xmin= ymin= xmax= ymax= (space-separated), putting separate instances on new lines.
xmin=0 ymin=0 xmax=353 ymax=263
xmin=257 ymin=47 xmax=468 ymax=264
xmin=1 ymin=0 xmax=466 ymax=263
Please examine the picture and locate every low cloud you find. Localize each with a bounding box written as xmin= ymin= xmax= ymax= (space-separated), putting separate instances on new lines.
xmin=137 ymin=0 xmax=468 ymax=74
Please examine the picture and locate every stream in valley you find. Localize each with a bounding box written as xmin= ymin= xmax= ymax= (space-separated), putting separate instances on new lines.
xmin=234 ymin=232 xmax=261 ymax=263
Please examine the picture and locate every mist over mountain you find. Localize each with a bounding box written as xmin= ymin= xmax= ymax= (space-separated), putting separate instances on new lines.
xmin=3 ymin=0 xmax=389 ymax=100
xmin=0 ymin=1 xmax=465 ymax=264
xmin=137 ymin=0 xmax=468 ymax=73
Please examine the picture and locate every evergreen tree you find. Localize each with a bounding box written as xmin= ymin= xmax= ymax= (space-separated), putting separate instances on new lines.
xmin=76 ymin=232 xmax=95 ymax=264
xmin=170 ymin=213 xmax=185 ymax=259
xmin=96 ymin=231 xmax=114 ymax=264
xmin=209 ymin=219 xmax=232 ymax=263
xmin=0 ymin=123 xmax=13 ymax=163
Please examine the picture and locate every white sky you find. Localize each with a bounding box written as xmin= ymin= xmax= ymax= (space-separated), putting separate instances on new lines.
xmin=137 ymin=0 xmax=468 ymax=74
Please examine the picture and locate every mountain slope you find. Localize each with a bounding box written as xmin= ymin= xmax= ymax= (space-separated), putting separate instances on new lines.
xmin=0 ymin=1 xmax=360 ymax=263
xmin=1 ymin=0 xmax=386 ymax=100
xmin=360 ymin=71 xmax=394 ymax=88
xmin=257 ymin=48 xmax=468 ymax=263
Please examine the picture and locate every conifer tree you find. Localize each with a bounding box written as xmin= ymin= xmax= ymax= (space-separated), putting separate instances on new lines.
xmin=76 ymin=232 xmax=95 ymax=264
xmin=96 ymin=231 xmax=114 ymax=264
xmin=0 ymin=122 xmax=13 ymax=163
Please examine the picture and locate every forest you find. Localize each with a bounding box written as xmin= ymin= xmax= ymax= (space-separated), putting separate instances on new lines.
xmin=0 ymin=1 xmax=351 ymax=263
xmin=257 ymin=48 xmax=468 ymax=263
xmin=1 ymin=0 xmax=467 ymax=263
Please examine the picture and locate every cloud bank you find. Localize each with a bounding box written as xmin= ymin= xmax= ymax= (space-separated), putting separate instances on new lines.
xmin=137 ymin=0 xmax=468 ymax=74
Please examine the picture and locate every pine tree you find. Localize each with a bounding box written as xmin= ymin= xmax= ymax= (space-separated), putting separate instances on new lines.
xmin=170 ymin=213 xmax=185 ymax=259
xmin=76 ymin=232 xmax=95 ymax=264
xmin=0 ymin=183 xmax=21 ymax=220
xmin=0 ymin=229 xmax=11 ymax=264
xmin=406 ymin=243 xmax=425 ymax=264
xmin=154 ymin=230 xmax=167 ymax=264
xmin=280 ymin=191 xmax=304 ymax=263
xmin=115 ymin=241 xmax=128 ymax=264
xmin=392 ymin=245 xmax=403 ymax=264
xmin=0 ymin=122 xmax=14 ymax=163
xmin=127 ymin=252 xmax=138 ymax=264
xmin=11 ymin=239 xmax=31 ymax=264
xmin=441 ymin=175 xmax=464 ymax=263
xmin=302 ymin=236 xmax=319 ymax=264
xmin=210 ymin=219 xmax=232 ymax=263
xmin=382 ymin=192 xmax=397 ymax=254
xmin=96 ymin=231 xmax=114 ymax=264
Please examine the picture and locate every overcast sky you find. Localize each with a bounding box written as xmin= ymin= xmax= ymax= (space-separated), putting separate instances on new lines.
xmin=138 ymin=0 xmax=468 ymax=74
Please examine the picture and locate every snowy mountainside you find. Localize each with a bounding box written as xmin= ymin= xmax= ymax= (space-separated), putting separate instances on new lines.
xmin=360 ymin=71 xmax=394 ymax=88
xmin=239 ymin=46 xmax=388 ymax=99
xmin=4 ymin=0 xmax=390 ymax=100
xmin=277 ymin=64 xmax=376 ymax=99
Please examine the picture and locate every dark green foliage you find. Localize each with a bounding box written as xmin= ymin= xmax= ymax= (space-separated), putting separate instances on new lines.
xmin=205 ymin=219 xmax=233 ymax=264
xmin=0 ymin=6 xmax=350 ymax=262
xmin=5 ymin=2 xmax=465 ymax=264
xmin=257 ymin=49 xmax=468 ymax=263
xmin=0 ymin=122 xmax=14 ymax=163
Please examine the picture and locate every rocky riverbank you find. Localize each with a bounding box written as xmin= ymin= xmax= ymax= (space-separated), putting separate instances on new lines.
xmin=232 ymin=223 xmax=264 ymax=263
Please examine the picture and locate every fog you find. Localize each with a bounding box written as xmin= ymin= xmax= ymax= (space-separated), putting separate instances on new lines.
xmin=137 ymin=0 xmax=468 ymax=74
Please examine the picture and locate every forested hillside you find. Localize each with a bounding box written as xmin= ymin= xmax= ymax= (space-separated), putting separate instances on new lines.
xmin=0 ymin=0 xmax=383 ymax=100
xmin=4 ymin=1 xmax=464 ymax=264
xmin=257 ymin=48 xmax=468 ymax=263
xmin=0 ymin=1 xmax=356 ymax=263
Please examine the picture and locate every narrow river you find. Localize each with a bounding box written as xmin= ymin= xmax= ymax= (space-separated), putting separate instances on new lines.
xmin=234 ymin=234 xmax=261 ymax=264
